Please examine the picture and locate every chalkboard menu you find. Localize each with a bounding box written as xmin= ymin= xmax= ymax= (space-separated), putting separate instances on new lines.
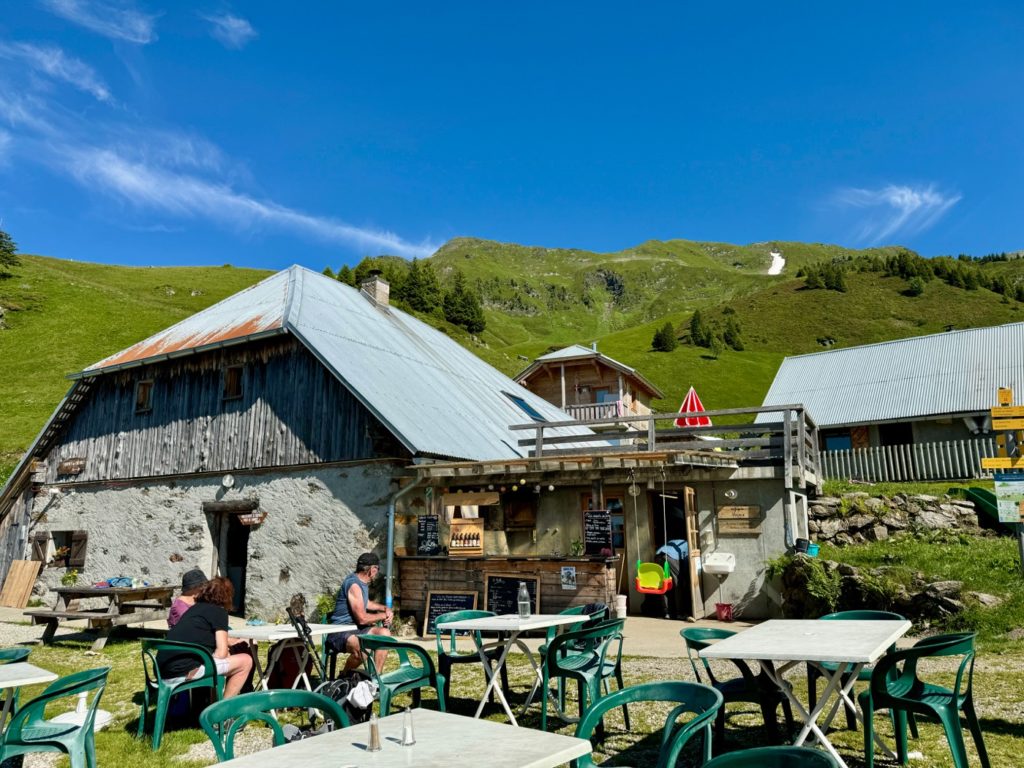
xmin=484 ymin=573 xmax=540 ymax=615
xmin=417 ymin=515 xmax=442 ymax=555
xmin=421 ymin=590 xmax=478 ymax=636
xmin=583 ymin=509 xmax=613 ymax=556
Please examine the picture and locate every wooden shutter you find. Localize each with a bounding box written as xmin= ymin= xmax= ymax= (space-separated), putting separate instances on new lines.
xmin=30 ymin=532 xmax=49 ymax=563
xmin=69 ymin=531 xmax=88 ymax=568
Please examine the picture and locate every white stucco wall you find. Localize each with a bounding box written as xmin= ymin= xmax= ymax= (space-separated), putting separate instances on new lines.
xmin=32 ymin=461 xmax=403 ymax=619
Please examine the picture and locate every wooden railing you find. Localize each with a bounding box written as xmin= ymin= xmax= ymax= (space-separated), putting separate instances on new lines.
xmin=821 ymin=438 xmax=998 ymax=483
xmin=511 ymin=404 xmax=821 ymax=488
xmin=564 ymin=402 xmax=622 ymax=421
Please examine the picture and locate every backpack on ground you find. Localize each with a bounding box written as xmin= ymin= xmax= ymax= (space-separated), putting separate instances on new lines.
xmin=312 ymin=670 xmax=377 ymax=725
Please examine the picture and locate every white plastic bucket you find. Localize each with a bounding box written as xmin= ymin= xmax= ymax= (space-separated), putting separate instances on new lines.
xmin=614 ymin=594 xmax=628 ymax=619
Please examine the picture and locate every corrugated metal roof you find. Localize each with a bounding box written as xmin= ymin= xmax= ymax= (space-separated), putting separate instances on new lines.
xmin=516 ymin=344 xmax=664 ymax=399
xmin=760 ymin=323 xmax=1024 ymax=427
xmin=85 ymin=270 xmax=290 ymax=371
xmin=78 ymin=266 xmax=596 ymax=461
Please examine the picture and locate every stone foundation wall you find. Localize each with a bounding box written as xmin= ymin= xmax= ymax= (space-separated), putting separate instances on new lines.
xmin=31 ymin=461 xmax=404 ymax=619
xmin=809 ymin=493 xmax=979 ymax=545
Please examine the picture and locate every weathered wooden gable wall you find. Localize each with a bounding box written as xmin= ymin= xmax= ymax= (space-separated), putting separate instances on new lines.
xmin=527 ymin=361 xmax=640 ymax=407
xmin=40 ymin=337 xmax=407 ymax=482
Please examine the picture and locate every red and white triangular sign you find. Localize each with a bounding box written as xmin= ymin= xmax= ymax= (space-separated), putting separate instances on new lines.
xmin=675 ymin=386 xmax=711 ymax=428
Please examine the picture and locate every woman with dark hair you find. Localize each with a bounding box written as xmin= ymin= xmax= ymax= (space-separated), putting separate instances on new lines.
xmin=157 ymin=576 xmax=253 ymax=698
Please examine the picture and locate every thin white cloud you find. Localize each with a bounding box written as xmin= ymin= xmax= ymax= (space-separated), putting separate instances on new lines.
xmin=201 ymin=13 xmax=257 ymax=49
xmin=834 ymin=183 xmax=961 ymax=244
xmin=40 ymin=0 xmax=158 ymax=44
xmin=0 ymin=41 xmax=111 ymax=102
xmin=59 ymin=145 xmax=436 ymax=258
xmin=0 ymin=130 xmax=11 ymax=165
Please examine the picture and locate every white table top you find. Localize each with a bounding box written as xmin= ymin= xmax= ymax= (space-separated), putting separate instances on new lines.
xmin=699 ymin=619 xmax=912 ymax=664
xmin=216 ymin=707 xmax=591 ymax=768
xmin=229 ymin=623 xmax=356 ymax=643
xmin=0 ymin=662 xmax=58 ymax=690
xmin=437 ymin=613 xmax=584 ymax=633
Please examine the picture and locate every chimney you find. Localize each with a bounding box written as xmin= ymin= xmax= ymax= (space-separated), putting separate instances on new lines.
xmin=360 ymin=270 xmax=390 ymax=307
xmin=591 ymin=341 xmax=598 ymax=352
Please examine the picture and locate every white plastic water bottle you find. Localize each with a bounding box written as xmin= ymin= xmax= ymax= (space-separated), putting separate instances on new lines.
xmin=517 ymin=581 xmax=530 ymax=618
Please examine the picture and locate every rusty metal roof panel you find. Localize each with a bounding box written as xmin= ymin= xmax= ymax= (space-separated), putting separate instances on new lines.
xmin=760 ymin=323 xmax=1024 ymax=427
xmin=83 ymin=270 xmax=290 ymax=372
xmin=285 ymin=268 xmax=599 ymax=460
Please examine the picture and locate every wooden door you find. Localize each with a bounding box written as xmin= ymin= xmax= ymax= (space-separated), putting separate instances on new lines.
xmin=684 ymin=487 xmax=705 ymax=619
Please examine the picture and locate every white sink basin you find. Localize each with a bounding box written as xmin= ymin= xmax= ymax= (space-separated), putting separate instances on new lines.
xmin=703 ymin=552 xmax=736 ymax=575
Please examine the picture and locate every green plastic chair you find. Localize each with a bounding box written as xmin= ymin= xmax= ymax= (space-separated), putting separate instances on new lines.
xmin=0 ymin=667 xmax=110 ymax=768
xmin=859 ymin=632 xmax=989 ymax=768
xmin=199 ymin=689 xmax=350 ymax=762
xmin=434 ymin=609 xmax=509 ymax=704
xmin=0 ymin=647 xmax=31 ymax=714
xmin=681 ymin=627 xmax=793 ymax=746
xmin=540 ymin=618 xmax=624 ymax=732
xmin=806 ymin=610 xmax=909 ymax=731
xmin=359 ymin=634 xmax=446 ymax=716
xmin=538 ymin=605 xmax=611 ymax=720
xmin=139 ymin=638 xmax=224 ymax=750
xmin=703 ymin=745 xmax=839 ymax=767
xmin=572 ymin=681 xmax=722 ymax=768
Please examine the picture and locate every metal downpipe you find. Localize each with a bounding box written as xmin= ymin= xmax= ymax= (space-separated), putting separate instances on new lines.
xmin=385 ymin=477 xmax=422 ymax=610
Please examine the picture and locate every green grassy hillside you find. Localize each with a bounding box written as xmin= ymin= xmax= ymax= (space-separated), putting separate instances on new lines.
xmin=3 ymin=240 xmax=1023 ymax=484
xmin=0 ymin=257 xmax=272 ymax=478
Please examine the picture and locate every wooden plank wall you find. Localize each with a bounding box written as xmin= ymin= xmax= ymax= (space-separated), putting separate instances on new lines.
xmin=41 ymin=337 xmax=406 ymax=482
xmin=397 ymin=557 xmax=616 ymax=633
xmin=0 ymin=488 xmax=33 ymax=585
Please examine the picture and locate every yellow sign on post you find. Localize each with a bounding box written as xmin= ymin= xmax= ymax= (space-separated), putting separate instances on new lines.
xmin=998 ymin=388 xmax=1014 ymax=407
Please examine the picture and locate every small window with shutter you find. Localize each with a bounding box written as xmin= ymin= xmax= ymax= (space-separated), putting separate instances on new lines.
xmin=30 ymin=531 xmax=50 ymax=562
xmin=47 ymin=530 xmax=87 ymax=568
xmin=69 ymin=531 xmax=88 ymax=568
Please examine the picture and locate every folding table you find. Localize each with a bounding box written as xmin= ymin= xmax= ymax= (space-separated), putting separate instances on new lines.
xmin=699 ymin=618 xmax=911 ymax=768
xmin=229 ymin=623 xmax=354 ymax=691
xmin=436 ymin=613 xmax=582 ymax=726
xmin=214 ymin=707 xmax=592 ymax=768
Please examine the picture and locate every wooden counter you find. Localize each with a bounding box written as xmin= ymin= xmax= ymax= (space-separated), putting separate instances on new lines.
xmin=396 ymin=556 xmax=617 ymax=633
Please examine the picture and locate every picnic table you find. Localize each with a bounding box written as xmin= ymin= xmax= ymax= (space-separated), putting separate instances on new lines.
xmin=25 ymin=585 xmax=175 ymax=651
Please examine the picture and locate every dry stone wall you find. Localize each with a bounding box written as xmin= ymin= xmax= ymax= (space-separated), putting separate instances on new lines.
xmin=809 ymin=493 xmax=980 ymax=545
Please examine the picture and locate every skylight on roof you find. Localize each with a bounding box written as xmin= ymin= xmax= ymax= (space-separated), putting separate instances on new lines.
xmin=504 ymin=391 xmax=546 ymax=422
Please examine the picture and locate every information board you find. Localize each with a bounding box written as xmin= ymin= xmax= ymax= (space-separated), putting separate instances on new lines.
xmin=421 ymin=590 xmax=478 ymax=636
xmin=994 ymin=473 xmax=1024 ymax=523
xmin=484 ymin=573 xmax=540 ymax=615
xmin=583 ymin=509 xmax=613 ymax=556
xmin=417 ymin=515 xmax=442 ymax=555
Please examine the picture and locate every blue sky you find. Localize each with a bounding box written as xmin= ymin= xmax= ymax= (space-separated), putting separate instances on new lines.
xmin=1 ymin=2 xmax=1021 ymax=269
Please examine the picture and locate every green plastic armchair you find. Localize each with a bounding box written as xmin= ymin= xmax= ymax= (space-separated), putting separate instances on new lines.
xmin=807 ymin=610 xmax=909 ymax=731
xmin=859 ymin=632 xmax=989 ymax=768
xmin=0 ymin=666 xmax=110 ymax=768
xmin=0 ymin=647 xmax=31 ymax=714
xmin=703 ymin=745 xmax=839 ymax=767
xmin=573 ymin=681 xmax=722 ymax=768
xmin=139 ymin=638 xmax=224 ymax=750
xmin=538 ymin=605 xmax=610 ymax=718
xmin=359 ymin=634 xmax=446 ymax=716
xmin=541 ymin=618 xmax=624 ymax=732
xmin=681 ymin=627 xmax=793 ymax=746
xmin=434 ymin=609 xmax=509 ymax=704
xmin=200 ymin=689 xmax=350 ymax=762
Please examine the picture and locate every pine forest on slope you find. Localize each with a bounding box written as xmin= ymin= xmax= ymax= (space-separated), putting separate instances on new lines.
xmin=2 ymin=237 xmax=1023 ymax=483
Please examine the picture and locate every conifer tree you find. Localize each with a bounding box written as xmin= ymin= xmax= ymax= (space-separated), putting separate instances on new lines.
xmin=443 ymin=270 xmax=486 ymax=333
xmin=337 ymin=264 xmax=355 ymax=286
xmin=689 ymin=310 xmax=711 ymax=347
xmin=0 ymin=228 xmax=18 ymax=277
xmin=651 ymin=321 xmax=678 ymax=352
xmin=400 ymin=258 xmax=442 ymax=313
xmin=723 ymin=316 xmax=744 ymax=351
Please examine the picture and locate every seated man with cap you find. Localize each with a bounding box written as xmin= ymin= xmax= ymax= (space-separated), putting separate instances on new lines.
xmin=328 ymin=552 xmax=392 ymax=672
xmin=168 ymin=568 xmax=208 ymax=628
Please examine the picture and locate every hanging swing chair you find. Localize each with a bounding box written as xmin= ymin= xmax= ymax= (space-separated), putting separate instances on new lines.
xmin=631 ymin=468 xmax=674 ymax=595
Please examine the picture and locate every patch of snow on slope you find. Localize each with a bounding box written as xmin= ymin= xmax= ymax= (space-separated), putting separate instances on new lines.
xmin=768 ymin=250 xmax=785 ymax=275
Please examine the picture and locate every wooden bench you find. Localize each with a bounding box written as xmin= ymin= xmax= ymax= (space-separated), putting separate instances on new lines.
xmin=25 ymin=585 xmax=174 ymax=650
